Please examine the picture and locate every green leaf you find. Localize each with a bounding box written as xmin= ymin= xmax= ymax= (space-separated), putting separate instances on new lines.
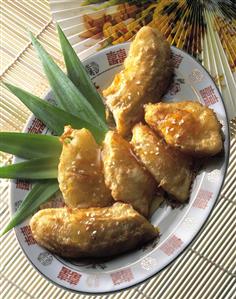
xmin=4 ymin=83 xmax=105 ymax=143
xmin=0 ymin=132 xmax=62 ymax=159
xmin=0 ymin=180 xmax=59 ymax=236
xmin=29 ymin=32 xmax=108 ymax=133
xmin=57 ymin=24 xmax=106 ymax=121
xmin=0 ymin=157 xmax=58 ymax=179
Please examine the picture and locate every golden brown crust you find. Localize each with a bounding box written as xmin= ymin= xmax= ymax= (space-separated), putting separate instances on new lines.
xmin=102 ymin=131 xmax=157 ymax=217
xmin=58 ymin=126 xmax=113 ymax=208
xmin=103 ymin=26 xmax=173 ymax=136
xmin=131 ymin=124 xmax=193 ymax=202
xmin=145 ymin=101 xmax=223 ymax=157
xmin=30 ymin=203 xmax=158 ymax=258
xmin=149 ymin=190 xmax=166 ymax=217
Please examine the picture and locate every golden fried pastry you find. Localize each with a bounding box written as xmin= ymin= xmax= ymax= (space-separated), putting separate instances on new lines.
xmin=102 ymin=131 xmax=156 ymax=217
xmin=149 ymin=190 xmax=166 ymax=217
xmin=131 ymin=124 xmax=193 ymax=202
xmin=103 ymin=26 xmax=173 ymax=136
xmin=30 ymin=203 xmax=158 ymax=258
xmin=145 ymin=101 xmax=223 ymax=157
xmin=58 ymin=126 xmax=113 ymax=208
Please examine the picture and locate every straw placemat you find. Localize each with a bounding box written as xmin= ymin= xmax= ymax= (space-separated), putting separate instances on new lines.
xmin=0 ymin=1 xmax=235 ymax=298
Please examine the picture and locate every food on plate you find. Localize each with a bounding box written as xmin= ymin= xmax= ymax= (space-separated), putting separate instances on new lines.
xmin=58 ymin=126 xmax=113 ymax=208
xmin=30 ymin=203 xmax=158 ymax=258
xmin=1 ymin=23 xmax=227 ymax=268
xmin=149 ymin=190 xmax=166 ymax=217
xmin=131 ymin=124 xmax=193 ymax=202
xmin=103 ymin=26 xmax=173 ymax=136
xmin=145 ymin=101 xmax=223 ymax=157
xmin=102 ymin=131 xmax=156 ymax=217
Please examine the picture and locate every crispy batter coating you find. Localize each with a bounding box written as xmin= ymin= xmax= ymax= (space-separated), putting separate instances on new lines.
xmin=103 ymin=26 xmax=173 ymax=136
xmin=145 ymin=101 xmax=223 ymax=157
xmin=102 ymin=131 xmax=156 ymax=217
xmin=58 ymin=126 xmax=113 ymax=208
xmin=131 ymin=124 xmax=193 ymax=202
xmin=30 ymin=203 xmax=158 ymax=258
xmin=149 ymin=190 xmax=166 ymax=217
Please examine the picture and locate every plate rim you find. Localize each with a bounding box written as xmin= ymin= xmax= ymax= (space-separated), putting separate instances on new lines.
xmin=9 ymin=44 xmax=230 ymax=295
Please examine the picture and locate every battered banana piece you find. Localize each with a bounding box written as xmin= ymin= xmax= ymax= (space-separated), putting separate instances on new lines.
xmin=145 ymin=101 xmax=223 ymax=157
xmin=103 ymin=26 xmax=173 ymax=136
xmin=30 ymin=203 xmax=158 ymax=258
xmin=103 ymin=131 xmax=156 ymax=217
xmin=149 ymin=190 xmax=166 ymax=217
xmin=131 ymin=124 xmax=193 ymax=202
xmin=58 ymin=126 xmax=113 ymax=208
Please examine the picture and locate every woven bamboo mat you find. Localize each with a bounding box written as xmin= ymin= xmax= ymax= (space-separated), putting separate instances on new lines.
xmin=0 ymin=1 xmax=235 ymax=298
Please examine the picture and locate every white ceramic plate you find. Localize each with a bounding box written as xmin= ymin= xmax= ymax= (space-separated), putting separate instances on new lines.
xmin=11 ymin=44 xmax=229 ymax=294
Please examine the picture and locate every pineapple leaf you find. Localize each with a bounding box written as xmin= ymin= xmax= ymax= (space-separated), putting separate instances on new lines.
xmin=57 ymin=24 xmax=106 ymax=122
xmin=29 ymin=32 xmax=108 ymax=133
xmin=0 ymin=180 xmax=59 ymax=236
xmin=0 ymin=132 xmax=61 ymax=159
xmin=4 ymin=83 xmax=105 ymax=144
xmin=0 ymin=157 xmax=58 ymax=179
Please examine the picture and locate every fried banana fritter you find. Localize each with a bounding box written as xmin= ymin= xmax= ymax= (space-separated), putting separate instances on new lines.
xmin=131 ymin=124 xmax=193 ymax=202
xmin=149 ymin=190 xmax=166 ymax=217
xmin=102 ymin=131 xmax=156 ymax=217
xmin=58 ymin=126 xmax=113 ymax=208
xmin=145 ymin=102 xmax=223 ymax=157
xmin=30 ymin=203 xmax=158 ymax=258
xmin=103 ymin=26 xmax=173 ymax=136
